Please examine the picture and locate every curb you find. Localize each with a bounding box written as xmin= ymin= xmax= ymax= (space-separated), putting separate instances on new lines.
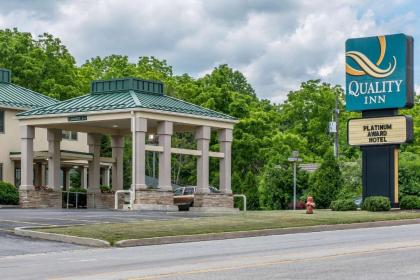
xmin=0 ymin=205 xmax=20 ymax=209
xmin=115 ymin=218 xmax=420 ymax=247
xmin=14 ymin=226 xmax=110 ymax=247
xmin=13 ymin=218 xmax=420 ymax=248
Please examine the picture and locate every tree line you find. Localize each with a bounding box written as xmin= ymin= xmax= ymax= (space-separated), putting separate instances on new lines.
xmin=1 ymin=28 xmax=419 ymax=209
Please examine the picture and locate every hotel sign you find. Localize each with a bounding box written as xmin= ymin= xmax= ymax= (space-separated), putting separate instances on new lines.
xmin=345 ymin=33 xmax=414 ymax=111
xmin=348 ymin=116 xmax=413 ymax=146
xmin=68 ymin=115 xmax=87 ymax=122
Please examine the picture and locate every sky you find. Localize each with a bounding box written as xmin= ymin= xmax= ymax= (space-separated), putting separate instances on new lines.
xmin=0 ymin=0 xmax=419 ymax=103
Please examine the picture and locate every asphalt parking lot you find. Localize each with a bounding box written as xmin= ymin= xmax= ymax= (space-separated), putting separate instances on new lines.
xmin=0 ymin=208 xmax=210 ymax=257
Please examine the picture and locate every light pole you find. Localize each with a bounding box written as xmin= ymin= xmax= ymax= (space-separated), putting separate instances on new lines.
xmin=148 ymin=134 xmax=157 ymax=178
xmin=288 ymin=150 xmax=302 ymax=210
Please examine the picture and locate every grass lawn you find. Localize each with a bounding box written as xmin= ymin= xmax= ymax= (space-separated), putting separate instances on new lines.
xmin=37 ymin=210 xmax=420 ymax=245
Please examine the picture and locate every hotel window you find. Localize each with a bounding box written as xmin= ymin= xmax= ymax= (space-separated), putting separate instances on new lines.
xmin=0 ymin=110 xmax=4 ymax=133
xmin=62 ymin=130 xmax=78 ymax=141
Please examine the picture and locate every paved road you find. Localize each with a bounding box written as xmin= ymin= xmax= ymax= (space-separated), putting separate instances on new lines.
xmin=1 ymin=223 xmax=420 ymax=279
xmin=0 ymin=208 xmax=211 ymax=256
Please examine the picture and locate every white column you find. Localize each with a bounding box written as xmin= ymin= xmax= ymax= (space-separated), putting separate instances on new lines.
xmin=195 ymin=126 xmax=211 ymax=194
xmin=64 ymin=168 xmax=71 ymax=190
xmin=81 ymin=166 xmax=88 ymax=189
xmin=87 ymin=133 xmax=101 ymax=192
xmin=111 ymin=135 xmax=124 ymax=191
xmin=157 ymin=121 xmax=173 ymax=191
xmin=219 ymin=129 xmax=233 ymax=194
xmin=47 ymin=129 xmax=62 ymax=191
xmin=103 ymin=167 xmax=110 ymax=186
xmin=20 ymin=125 xmax=35 ymax=190
xmin=132 ymin=117 xmax=147 ymax=190
xmin=34 ymin=163 xmax=42 ymax=187
xmin=41 ymin=164 xmax=46 ymax=187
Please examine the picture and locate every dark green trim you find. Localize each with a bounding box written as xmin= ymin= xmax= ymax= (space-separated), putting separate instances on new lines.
xmin=91 ymin=77 xmax=163 ymax=95
xmin=0 ymin=68 xmax=11 ymax=83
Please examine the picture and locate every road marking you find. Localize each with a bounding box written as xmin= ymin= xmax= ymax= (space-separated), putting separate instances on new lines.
xmin=31 ymin=217 xmax=106 ymax=223
xmin=127 ymin=243 xmax=420 ymax=280
xmin=0 ymin=219 xmax=50 ymax=226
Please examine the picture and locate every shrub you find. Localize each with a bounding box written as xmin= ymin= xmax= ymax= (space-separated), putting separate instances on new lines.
xmin=68 ymin=187 xmax=87 ymax=193
xmin=0 ymin=181 xmax=19 ymax=205
xmin=308 ymin=151 xmax=343 ymax=208
xmin=399 ymin=196 xmax=420 ymax=210
xmin=399 ymin=152 xmax=420 ymax=196
xmin=361 ymin=196 xmax=391 ymax=212
xmin=287 ymin=200 xmax=306 ymax=210
xmin=100 ymin=185 xmax=112 ymax=193
xmin=330 ymin=199 xmax=357 ymax=211
xmin=258 ymin=163 xmax=309 ymax=210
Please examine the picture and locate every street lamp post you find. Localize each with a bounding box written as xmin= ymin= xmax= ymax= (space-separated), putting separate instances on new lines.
xmin=148 ymin=134 xmax=157 ymax=178
xmin=288 ymin=151 xmax=302 ymax=210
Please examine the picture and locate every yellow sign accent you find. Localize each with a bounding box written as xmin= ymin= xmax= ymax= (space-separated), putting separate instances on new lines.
xmin=346 ymin=36 xmax=397 ymax=78
xmin=394 ymin=148 xmax=399 ymax=204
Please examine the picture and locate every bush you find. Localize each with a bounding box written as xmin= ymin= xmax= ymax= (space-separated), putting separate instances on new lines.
xmin=0 ymin=181 xmax=19 ymax=205
xmin=100 ymin=185 xmax=112 ymax=193
xmin=258 ymin=164 xmax=309 ymax=210
xmin=330 ymin=199 xmax=357 ymax=211
xmin=362 ymin=196 xmax=391 ymax=212
xmin=399 ymin=152 xmax=420 ymax=196
xmin=68 ymin=187 xmax=87 ymax=193
xmin=287 ymin=200 xmax=306 ymax=210
xmin=308 ymin=151 xmax=343 ymax=208
xmin=399 ymin=196 xmax=420 ymax=210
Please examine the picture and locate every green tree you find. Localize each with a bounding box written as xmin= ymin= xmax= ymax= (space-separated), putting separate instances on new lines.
xmin=399 ymin=152 xmax=420 ymax=197
xmin=279 ymin=80 xmax=359 ymax=160
xmin=308 ymin=151 xmax=343 ymax=208
xmin=241 ymin=171 xmax=260 ymax=210
xmin=0 ymin=28 xmax=81 ymax=100
xmin=259 ymin=163 xmax=309 ymax=210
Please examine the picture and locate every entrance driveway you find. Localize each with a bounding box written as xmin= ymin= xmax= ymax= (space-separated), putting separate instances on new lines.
xmin=0 ymin=208 xmax=209 ymax=257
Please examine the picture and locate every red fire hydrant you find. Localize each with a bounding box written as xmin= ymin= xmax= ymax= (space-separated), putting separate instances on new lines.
xmin=306 ymin=196 xmax=315 ymax=214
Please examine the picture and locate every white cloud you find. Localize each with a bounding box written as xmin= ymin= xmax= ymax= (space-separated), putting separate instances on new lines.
xmin=0 ymin=0 xmax=419 ymax=102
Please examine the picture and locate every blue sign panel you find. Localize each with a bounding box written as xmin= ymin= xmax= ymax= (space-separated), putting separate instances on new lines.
xmin=345 ymin=33 xmax=414 ymax=111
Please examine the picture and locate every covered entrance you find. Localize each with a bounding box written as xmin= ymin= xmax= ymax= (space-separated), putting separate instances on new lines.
xmin=17 ymin=78 xmax=237 ymax=211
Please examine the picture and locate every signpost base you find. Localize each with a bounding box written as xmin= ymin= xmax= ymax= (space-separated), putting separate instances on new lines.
xmin=361 ymin=109 xmax=399 ymax=208
xmin=361 ymin=145 xmax=399 ymax=207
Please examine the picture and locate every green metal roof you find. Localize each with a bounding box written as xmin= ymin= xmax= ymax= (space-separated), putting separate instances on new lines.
xmin=0 ymin=70 xmax=58 ymax=110
xmin=18 ymin=78 xmax=236 ymax=120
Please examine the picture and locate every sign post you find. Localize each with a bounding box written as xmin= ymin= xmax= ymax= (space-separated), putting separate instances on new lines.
xmin=288 ymin=151 xmax=302 ymax=210
xmin=345 ymin=33 xmax=415 ymax=207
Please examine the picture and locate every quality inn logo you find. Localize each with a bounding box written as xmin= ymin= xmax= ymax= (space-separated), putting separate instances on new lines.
xmin=345 ymin=33 xmax=413 ymax=111
xmin=346 ymin=36 xmax=396 ymax=78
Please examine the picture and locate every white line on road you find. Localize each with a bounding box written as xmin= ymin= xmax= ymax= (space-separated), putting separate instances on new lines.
xmin=0 ymin=219 xmax=50 ymax=226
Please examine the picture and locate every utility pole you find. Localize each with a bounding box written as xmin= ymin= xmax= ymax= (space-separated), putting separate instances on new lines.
xmin=329 ymin=94 xmax=340 ymax=158
xmin=334 ymin=94 xmax=339 ymax=158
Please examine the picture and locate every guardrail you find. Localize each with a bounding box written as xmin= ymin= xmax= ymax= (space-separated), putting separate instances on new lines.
xmin=233 ymin=194 xmax=247 ymax=212
xmin=115 ymin=190 xmax=134 ymax=210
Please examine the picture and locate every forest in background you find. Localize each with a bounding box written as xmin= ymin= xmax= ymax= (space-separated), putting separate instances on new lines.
xmin=1 ymin=28 xmax=419 ymax=209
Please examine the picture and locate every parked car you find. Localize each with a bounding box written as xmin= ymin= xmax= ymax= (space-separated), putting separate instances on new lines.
xmin=173 ymin=186 xmax=220 ymax=211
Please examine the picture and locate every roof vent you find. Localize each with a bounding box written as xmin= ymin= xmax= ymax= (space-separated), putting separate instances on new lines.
xmin=0 ymin=68 xmax=11 ymax=83
xmin=91 ymin=78 xmax=164 ymax=95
